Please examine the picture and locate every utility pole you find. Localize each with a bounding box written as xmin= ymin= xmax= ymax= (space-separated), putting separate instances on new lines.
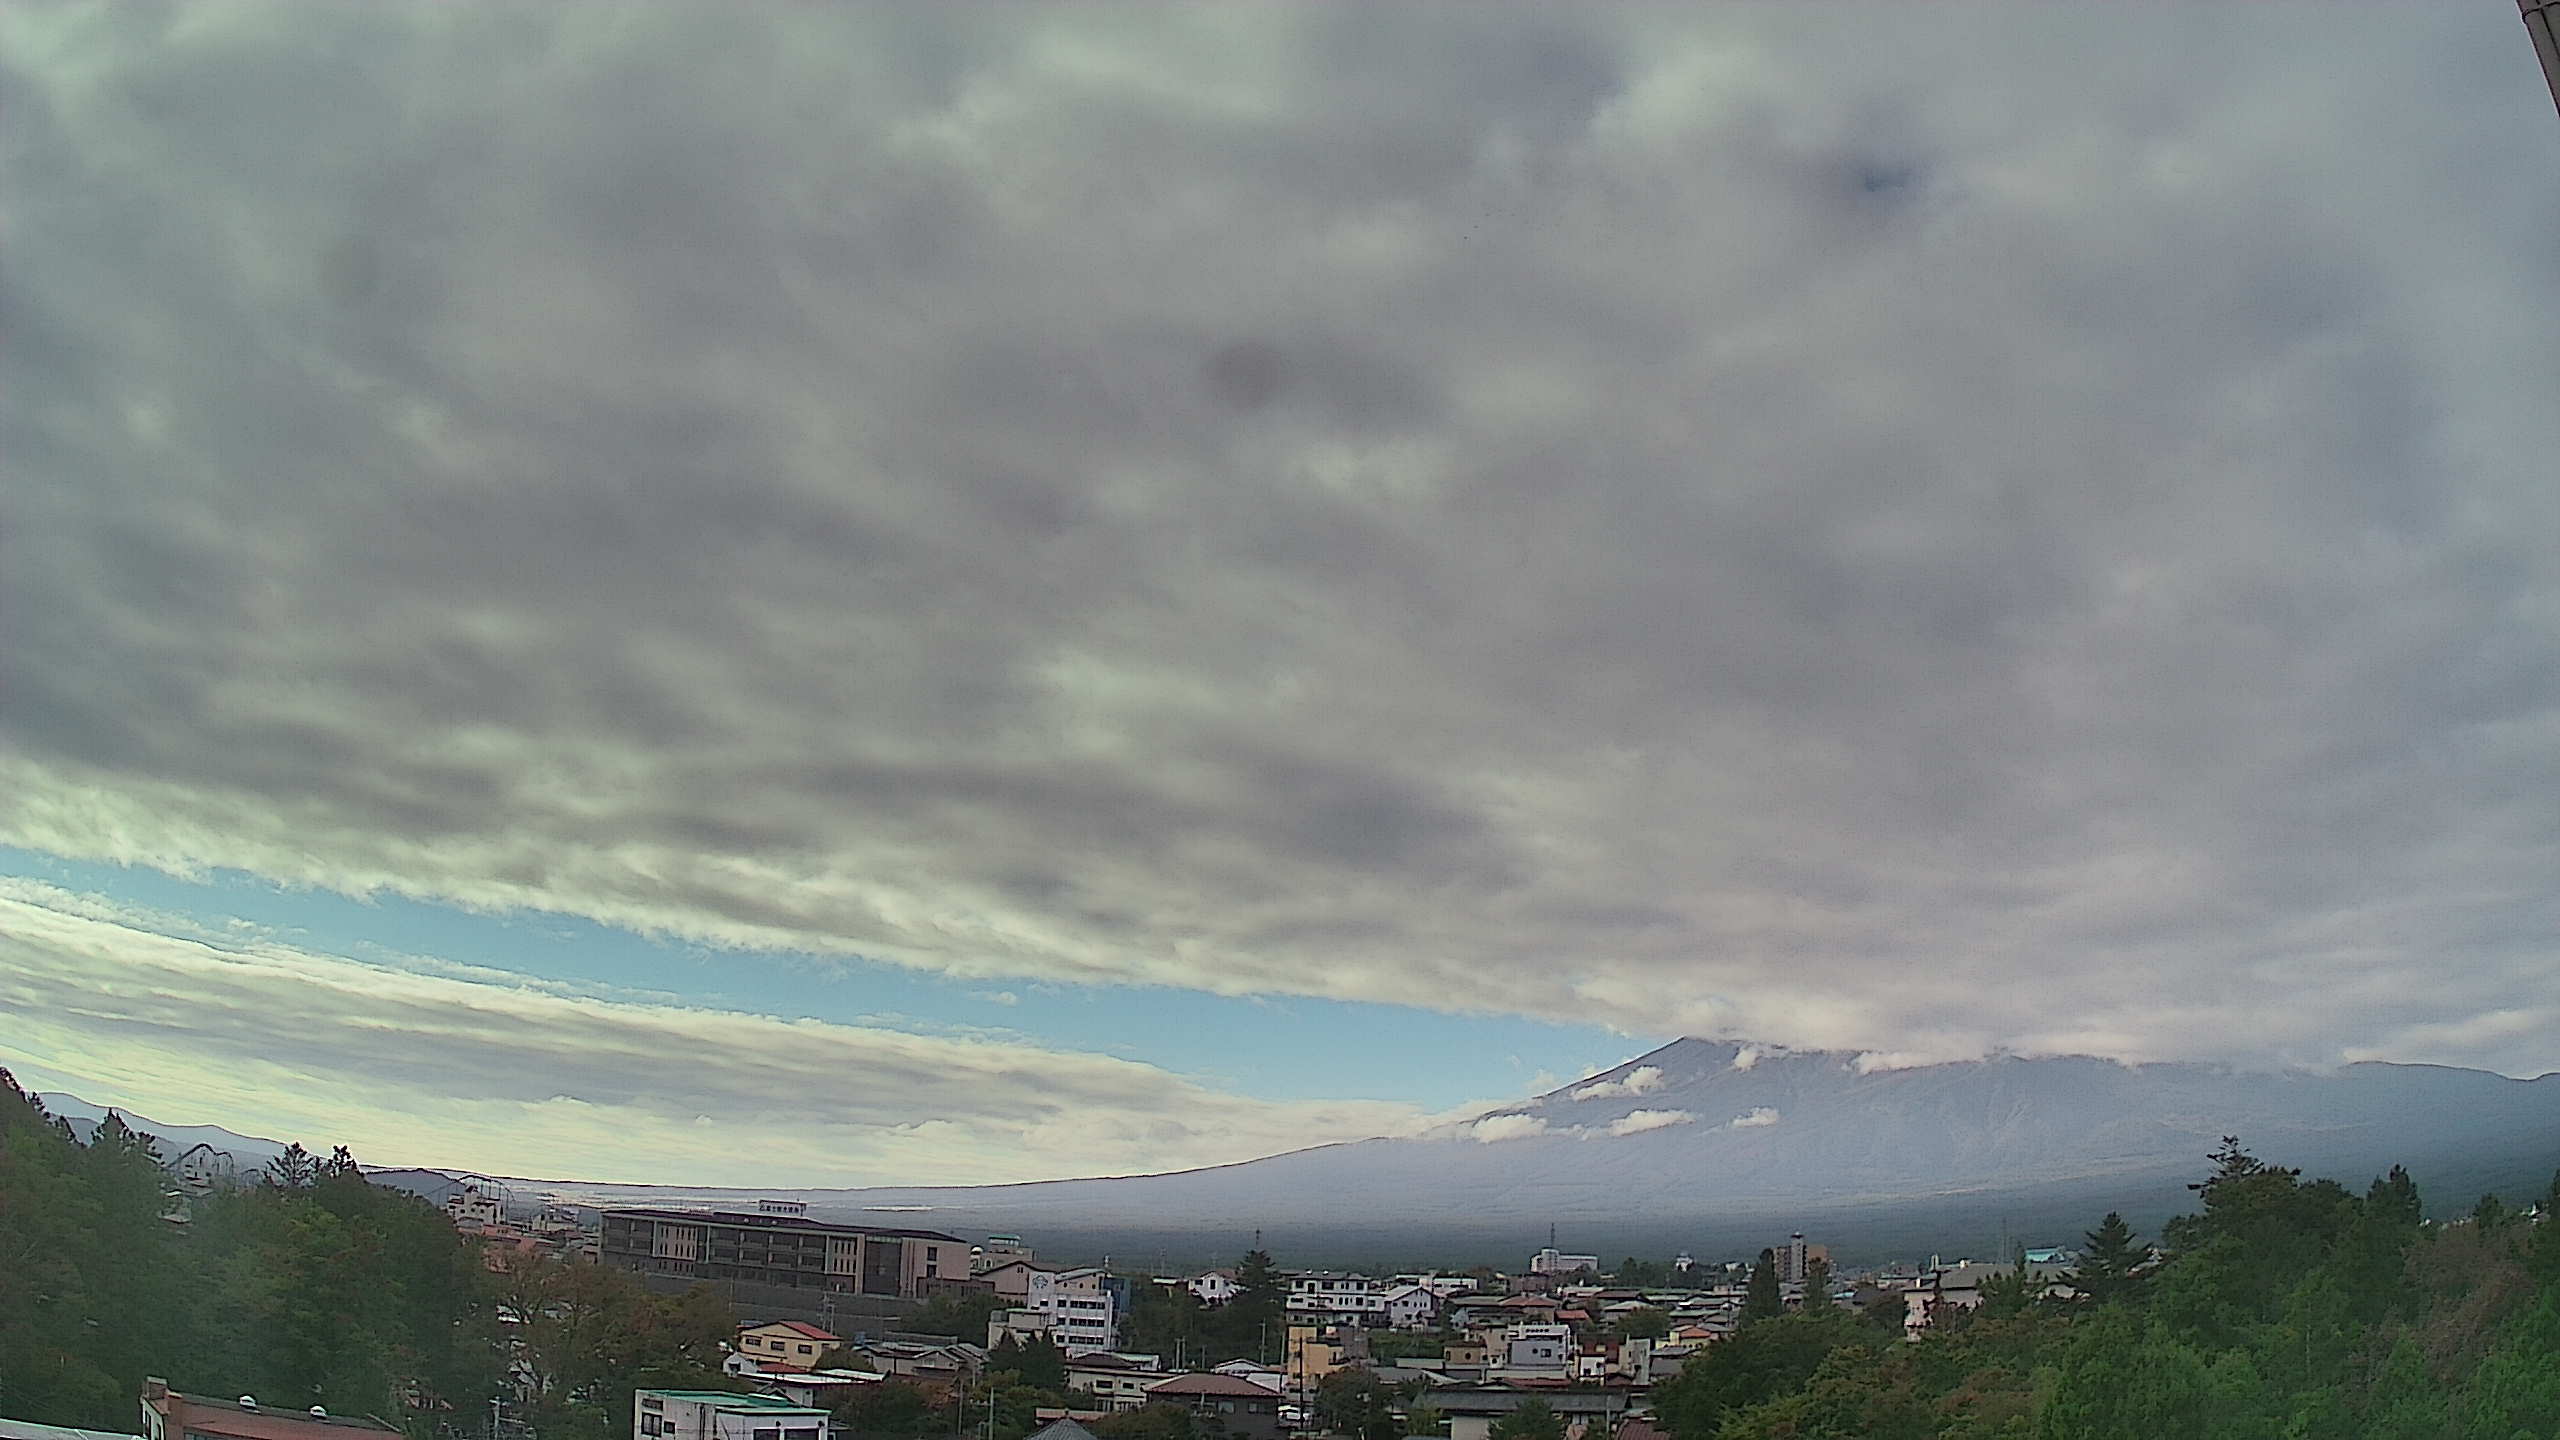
xmin=2527 ymin=0 xmax=2560 ymax=117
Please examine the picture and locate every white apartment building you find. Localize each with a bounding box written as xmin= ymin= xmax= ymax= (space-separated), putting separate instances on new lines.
xmin=1287 ymin=1273 xmax=1386 ymax=1319
xmin=1495 ymin=1324 xmax=1573 ymax=1379
xmin=1029 ymin=1268 xmax=1119 ymax=1354
xmin=447 ymin=1185 xmax=504 ymax=1230
xmin=635 ymin=1391 xmax=828 ymax=1440
xmin=1528 ymin=1248 xmax=1599 ymax=1276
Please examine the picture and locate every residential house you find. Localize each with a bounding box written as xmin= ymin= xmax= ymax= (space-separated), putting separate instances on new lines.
xmin=853 ymin=1340 xmax=983 ymax=1392
xmin=736 ymin=1322 xmax=840 ymax=1372
xmin=753 ymin=1375 xmax=882 ymax=1409
xmin=170 ymin=1144 xmax=238 ymax=1196
xmin=633 ymin=1391 xmax=828 ymax=1440
xmin=1208 ymin=1361 xmax=1286 ymax=1394
xmin=1142 ymin=1376 xmax=1283 ymax=1440
xmin=1063 ymin=1354 xmax=1162 ymax=1413
xmin=1378 ymin=1284 xmax=1442 ymax=1330
xmin=987 ymin=1308 xmax=1054 ymax=1350
xmin=447 ymin=1186 xmax=504 ymax=1231
xmin=140 ymin=1382 xmax=398 ymax=1440
xmin=1024 ymin=1421 xmax=1100 ymax=1440
xmin=1426 ymin=1385 xmax=1635 ymax=1440
xmin=1187 ymin=1270 xmax=1239 ymax=1306
xmin=1902 ymin=1259 xmax=2076 ymax=1340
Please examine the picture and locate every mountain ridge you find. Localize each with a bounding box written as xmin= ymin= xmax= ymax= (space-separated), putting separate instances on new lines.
xmin=40 ymin=1038 xmax=2560 ymax=1265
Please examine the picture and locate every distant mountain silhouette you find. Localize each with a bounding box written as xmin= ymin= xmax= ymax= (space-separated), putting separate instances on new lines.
xmin=51 ymin=1040 xmax=2560 ymax=1266
xmin=447 ymin=1038 xmax=2560 ymax=1264
xmin=39 ymin=1092 xmax=293 ymax=1167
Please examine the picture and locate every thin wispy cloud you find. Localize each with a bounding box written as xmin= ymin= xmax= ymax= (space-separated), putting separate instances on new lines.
xmin=0 ymin=881 xmax=1444 ymax=1185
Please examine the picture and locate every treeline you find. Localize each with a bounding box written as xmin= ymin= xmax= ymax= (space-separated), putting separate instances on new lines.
xmin=1652 ymin=1140 xmax=2560 ymax=1439
xmin=0 ymin=1073 xmax=731 ymax=1440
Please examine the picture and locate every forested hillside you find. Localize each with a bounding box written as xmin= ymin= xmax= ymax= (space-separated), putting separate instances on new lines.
xmin=0 ymin=1072 xmax=730 ymax=1439
xmin=1652 ymin=1141 xmax=2560 ymax=1439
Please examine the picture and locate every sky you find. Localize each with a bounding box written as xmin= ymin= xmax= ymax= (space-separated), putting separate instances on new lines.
xmin=4 ymin=4 xmax=2558 ymax=1190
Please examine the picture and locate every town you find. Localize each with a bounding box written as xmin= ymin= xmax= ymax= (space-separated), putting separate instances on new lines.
xmin=9 ymin=1128 xmax=2097 ymax=1440
xmin=9 ymin=1085 xmax=2559 ymax=1440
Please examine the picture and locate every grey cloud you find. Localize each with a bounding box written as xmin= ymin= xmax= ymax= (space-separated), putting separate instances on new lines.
xmin=3 ymin=5 xmax=2558 ymax=1074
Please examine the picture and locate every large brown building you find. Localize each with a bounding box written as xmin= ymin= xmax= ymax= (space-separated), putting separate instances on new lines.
xmin=140 ymin=1381 xmax=398 ymax=1440
xmin=601 ymin=1208 xmax=971 ymax=1298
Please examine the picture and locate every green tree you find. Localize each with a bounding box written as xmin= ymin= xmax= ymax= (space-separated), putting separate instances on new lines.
xmin=2526 ymin=1167 xmax=2560 ymax=1287
xmin=1487 ymin=1399 xmax=1563 ymax=1440
xmin=829 ymin=1379 xmax=939 ymax=1440
xmin=1651 ymin=1312 xmax=1874 ymax=1440
xmin=2073 ymin=1213 xmax=2142 ymax=1305
xmin=1979 ymin=1246 xmax=2041 ymax=1321
xmin=1091 ymin=1403 xmax=1198 ymax=1440
xmin=1616 ymin=1305 xmax=1671 ymax=1339
xmin=1316 ymin=1365 xmax=1400 ymax=1440
xmin=997 ymin=1334 xmax=1067 ymax=1392
xmin=909 ymin=1287 xmax=1002 ymax=1340
xmin=1218 ymin=1249 xmax=1286 ymax=1363
xmin=2458 ymin=1290 xmax=2560 ymax=1439
xmin=2470 ymin=1192 xmax=2509 ymax=1234
xmin=264 ymin=1142 xmax=321 ymax=1191
xmin=2366 ymin=1165 xmax=2423 ymax=1228
xmin=1742 ymin=1250 xmax=1783 ymax=1323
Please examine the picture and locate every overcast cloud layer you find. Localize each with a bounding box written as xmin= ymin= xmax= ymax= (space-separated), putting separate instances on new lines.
xmin=7 ymin=5 xmax=2560 ymax=1085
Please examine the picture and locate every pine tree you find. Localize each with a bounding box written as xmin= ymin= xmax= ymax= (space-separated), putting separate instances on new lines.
xmin=2527 ymin=1168 xmax=2560 ymax=1286
xmin=2473 ymin=1192 xmax=2510 ymax=1233
xmin=1742 ymin=1250 xmax=1783 ymax=1322
xmin=1223 ymin=1248 xmax=1287 ymax=1362
xmin=265 ymin=1142 xmax=320 ymax=1190
xmin=2365 ymin=1165 xmax=2422 ymax=1228
xmin=2073 ymin=1212 xmax=2142 ymax=1303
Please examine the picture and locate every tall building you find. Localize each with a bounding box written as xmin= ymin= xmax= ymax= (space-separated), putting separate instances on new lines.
xmin=601 ymin=1208 xmax=969 ymax=1299
xmin=2525 ymin=1 xmax=2560 ymax=117
xmin=1527 ymin=1246 xmax=1600 ymax=1275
